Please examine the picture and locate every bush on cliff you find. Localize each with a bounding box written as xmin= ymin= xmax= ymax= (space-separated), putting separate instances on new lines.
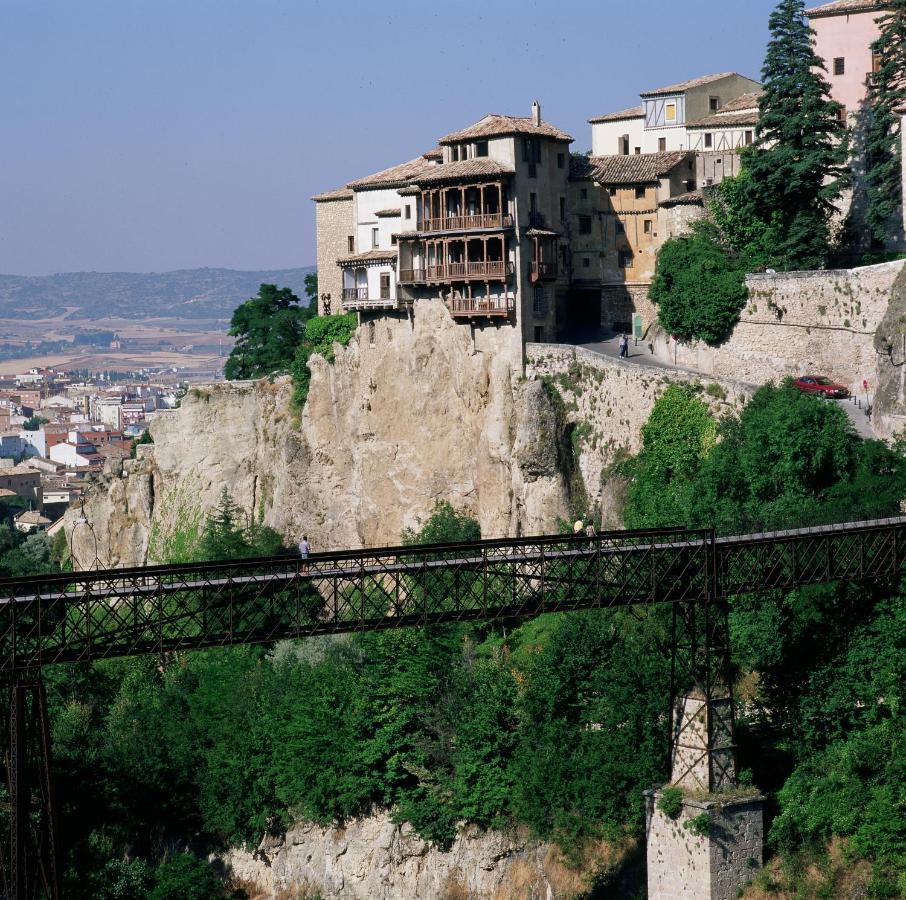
xmin=649 ymin=222 xmax=748 ymax=345
xmin=291 ymin=312 xmax=357 ymax=409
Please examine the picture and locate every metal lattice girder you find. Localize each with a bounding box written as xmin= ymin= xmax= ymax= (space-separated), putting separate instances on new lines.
xmin=0 ymin=517 xmax=904 ymax=676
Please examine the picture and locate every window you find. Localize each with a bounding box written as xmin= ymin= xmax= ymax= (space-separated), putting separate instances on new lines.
xmin=559 ymin=197 xmax=566 ymax=221
xmin=644 ymin=219 xmax=653 ymax=235
xmin=451 ymin=146 xmax=460 ymax=161
xmin=619 ymin=135 xmax=630 ymax=155
xmin=347 ymin=235 xmax=355 ymax=253
xmin=582 ymin=257 xmax=590 ymax=268
xmin=616 ymin=221 xmax=625 ymax=234
xmin=528 ymin=163 xmax=538 ymax=178
xmin=371 ymin=227 xmax=379 ymax=249
xmin=833 ymin=57 xmax=845 ymax=75
xmin=579 ymin=215 xmax=592 ymax=235
xmin=534 ymin=325 xmax=544 ymax=342
xmin=658 ymin=137 xmax=667 ymax=152
xmin=476 ymin=140 xmax=488 ymax=157
xmin=619 ymin=251 xmax=634 ymax=268
xmin=635 ymin=186 xmax=646 ymax=200
xmin=557 ymin=152 xmax=565 ymax=168
xmin=665 ymin=102 xmax=676 ymax=123
xmin=522 ymin=137 xmax=541 ymax=164
xmin=745 ymin=130 xmax=753 ymax=146
xmin=704 ymin=133 xmax=713 ymax=148
xmin=580 ymin=188 xmax=588 ymax=200
xmin=390 ymin=234 xmax=397 ymax=245
xmin=634 ymin=147 xmax=641 ymax=155
xmin=872 ymin=50 xmax=882 ymax=73
xmin=709 ymin=96 xmax=720 ymax=112
xmin=404 ymin=205 xmax=411 ymax=220
xmin=608 ymin=187 xmax=617 ymax=197
xmin=379 ymin=273 xmax=391 ymax=299
xmin=836 ymin=106 xmax=847 ymax=124
xmin=530 ymin=192 xmax=537 ymax=214
xmin=533 ymin=286 xmax=548 ymax=317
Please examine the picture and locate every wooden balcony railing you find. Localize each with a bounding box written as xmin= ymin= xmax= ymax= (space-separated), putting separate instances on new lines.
xmin=342 ymin=288 xmax=369 ymax=301
xmin=426 ymin=261 xmax=514 ymax=281
xmin=340 ymin=288 xmax=400 ymax=311
xmin=530 ymin=261 xmax=558 ymax=281
xmin=398 ymin=269 xmax=427 ymax=284
xmin=420 ymin=213 xmax=514 ymax=233
xmin=450 ymin=295 xmax=515 ymax=318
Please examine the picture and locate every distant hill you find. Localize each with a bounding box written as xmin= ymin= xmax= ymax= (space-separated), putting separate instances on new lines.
xmin=0 ymin=267 xmax=316 ymax=321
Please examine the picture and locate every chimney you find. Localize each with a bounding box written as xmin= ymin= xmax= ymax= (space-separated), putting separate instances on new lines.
xmin=532 ymin=99 xmax=541 ymax=127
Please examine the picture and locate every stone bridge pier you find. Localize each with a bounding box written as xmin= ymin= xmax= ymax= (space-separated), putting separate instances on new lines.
xmin=646 ymin=694 xmax=764 ymax=900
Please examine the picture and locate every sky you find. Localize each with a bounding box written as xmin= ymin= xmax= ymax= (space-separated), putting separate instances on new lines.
xmin=1 ymin=0 xmax=778 ymax=276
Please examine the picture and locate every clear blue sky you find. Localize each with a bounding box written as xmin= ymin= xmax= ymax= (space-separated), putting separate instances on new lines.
xmin=1 ymin=0 xmax=777 ymax=276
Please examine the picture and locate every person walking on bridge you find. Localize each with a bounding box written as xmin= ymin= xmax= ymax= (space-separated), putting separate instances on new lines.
xmin=298 ymin=534 xmax=311 ymax=572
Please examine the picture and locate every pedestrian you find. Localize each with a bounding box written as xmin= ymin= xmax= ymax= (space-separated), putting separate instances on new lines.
xmin=585 ymin=520 xmax=597 ymax=539
xmin=298 ymin=534 xmax=311 ymax=572
xmin=573 ymin=519 xmax=584 ymax=535
xmin=618 ymin=334 xmax=628 ymax=359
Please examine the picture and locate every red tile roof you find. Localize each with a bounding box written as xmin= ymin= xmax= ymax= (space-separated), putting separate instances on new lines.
xmin=720 ymin=91 xmax=762 ymax=112
xmin=640 ymin=72 xmax=755 ymax=97
xmin=347 ymin=156 xmax=440 ymax=191
xmin=312 ymin=187 xmax=354 ymax=202
xmin=572 ymin=151 xmax=692 ymax=184
xmin=337 ymin=249 xmax=398 ymax=266
xmin=659 ymin=190 xmax=705 ymax=208
xmin=588 ymin=106 xmax=644 ymax=125
xmin=687 ymin=111 xmax=760 ymax=129
xmin=805 ymin=0 xmax=887 ymax=17
xmin=412 ymin=158 xmax=514 ymax=186
xmin=438 ymin=114 xmax=572 ymax=145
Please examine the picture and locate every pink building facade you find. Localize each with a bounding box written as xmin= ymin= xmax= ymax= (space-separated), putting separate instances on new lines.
xmin=805 ymin=0 xmax=888 ymax=118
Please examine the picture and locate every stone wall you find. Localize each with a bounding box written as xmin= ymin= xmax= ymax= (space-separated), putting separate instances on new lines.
xmin=650 ymin=260 xmax=906 ymax=397
xmin=525 ymin=344 xmax=752 ymax=524
xmin=314 ymin=194 xmax=354 ymax=315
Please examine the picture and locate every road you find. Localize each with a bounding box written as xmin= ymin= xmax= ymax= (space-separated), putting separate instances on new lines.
xmin=576 ymin=334 xmax=876 ymax=440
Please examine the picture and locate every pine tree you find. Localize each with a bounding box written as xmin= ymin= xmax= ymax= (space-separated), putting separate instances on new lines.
xmin=746 ymin=0 xmax=850 ymax=269
xmin=864 ymin=0 xmax=906 ymax=245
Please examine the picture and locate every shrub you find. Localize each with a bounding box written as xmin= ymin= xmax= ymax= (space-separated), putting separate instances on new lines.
xmin=291 ymin=313 xmax=358 ymax=409
xmin=658 ymin=787 xmax=683 ymax=820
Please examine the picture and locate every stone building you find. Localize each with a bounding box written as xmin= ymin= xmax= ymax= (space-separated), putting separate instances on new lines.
xmin=313 ymin=102 xmax=572 ymax=346
xmin=589 ymin=73 xmax=761 ymax=160
xmin=568 ymin=152 xmax=697 ymax=336
xmin=685 ymin=91 xmax=761 ymax=185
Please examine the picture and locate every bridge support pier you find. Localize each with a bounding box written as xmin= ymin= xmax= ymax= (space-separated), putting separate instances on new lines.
xmin=645 ymin=694 xmax=763 ymax=900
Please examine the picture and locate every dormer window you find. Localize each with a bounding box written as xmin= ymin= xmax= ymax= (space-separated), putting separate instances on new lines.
xmin=451 ymin=146 xmax=460 ymax=162
xmin=476 ymin=140 xmax=488 ymax=157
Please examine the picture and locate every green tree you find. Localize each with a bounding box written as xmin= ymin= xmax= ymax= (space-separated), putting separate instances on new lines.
xmin=744 ymin=0 xmax=849 ymax=269
xmin=304 ymin=271 xmax=318 ymax=306
xmin=290 ymin=312 xmax=358 ymax=409
xmin=864 ymin=0 xmax=906 ymax=244
xmin=22 ymin=415 xmax=48 ymax=431
xmin=649 ymin=222 xmax=749 ymax=344
xmin=128 ymin=429 xmax=153 ymax=459
xmin=224 ymin=283 xmax=312 ymax=380
xmin=149 ymin=853 xmax=225 ymax=900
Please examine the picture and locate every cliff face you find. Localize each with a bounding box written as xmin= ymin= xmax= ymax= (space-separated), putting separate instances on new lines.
xmin=873 ymin=262 xmax=906 ymax=440
xmin=70 ymin=301 xmax=570 ymax=566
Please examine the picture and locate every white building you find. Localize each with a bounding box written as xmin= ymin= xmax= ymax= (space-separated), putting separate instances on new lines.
xmin=49 ymin=432 xmax=103 ymax=468
xmin=590 ymin=73 xmax=761 ymax=162
xmin=17 ymin=429 xmax=47 ymax=458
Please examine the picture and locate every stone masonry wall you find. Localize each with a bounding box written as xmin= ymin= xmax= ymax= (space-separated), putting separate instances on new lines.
xmin=526 ymin=344 xmax=753 ymax=523
xmin=315 ymin=196 xmax=354 ymax=315
xmin=650 ymin=260 xmax=905 ymax=397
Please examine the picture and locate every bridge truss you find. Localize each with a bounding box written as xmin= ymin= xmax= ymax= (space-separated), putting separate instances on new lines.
xmin=0 ymin=516 xmax=904 ymax=897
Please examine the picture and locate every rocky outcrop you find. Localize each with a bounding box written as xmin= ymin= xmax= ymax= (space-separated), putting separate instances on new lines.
xmin=70 ymin=302 xmax=571 ymax=566
xmin=223 ymin=811 xmax=631 ymax=899
xmin=872 ymin=261 xmax=906 ymax=440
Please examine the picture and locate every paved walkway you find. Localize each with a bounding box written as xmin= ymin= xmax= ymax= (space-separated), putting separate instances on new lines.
xmin=574 ymin=335 xmax=876 ymax=441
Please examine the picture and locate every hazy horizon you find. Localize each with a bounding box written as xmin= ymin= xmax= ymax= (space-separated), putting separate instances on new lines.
xmin=4 ymin=0 xmax=775 ymax=276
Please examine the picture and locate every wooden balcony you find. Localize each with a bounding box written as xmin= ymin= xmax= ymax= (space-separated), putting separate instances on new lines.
xmin=398 ymin=269 xmax=427 ymax=284
xmin=341 ymin=288 xmax=400 ymax=312
xmin=530 ymin=261 xmax=558 ymax=282
xmin=450 ymin=295 xmax=515 ymax=318
xmin=426 ymin=261 xmax=514 ymax=282
xmin=420 ymin=213 xmax=514 ymax=233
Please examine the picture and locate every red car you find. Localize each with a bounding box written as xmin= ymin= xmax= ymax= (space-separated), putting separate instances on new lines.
xmin=792 ymin=376 xmax=849 ymax=399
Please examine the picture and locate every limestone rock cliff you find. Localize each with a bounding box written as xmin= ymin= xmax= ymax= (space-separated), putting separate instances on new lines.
xmin=70 ymin=302 xmax=571 ymax=566
xmin=873 ymin=262 xmax=906 ymax=440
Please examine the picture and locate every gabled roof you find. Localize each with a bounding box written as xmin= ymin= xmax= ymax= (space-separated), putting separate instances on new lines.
xmin=438 ymin=114 xmax=572 ymax=145
xmin=572 ymin=152 xmax=692 ymax=184
xmin=687 ymin=111 xmax=759 ymax=129
xmin=312 ymin=187 xmax=354 ymax=203
xmin=588 ymin=106 xmax=644 ymax=125
xmin=411 ymin=158 xmax=514 ymax=187
xmin=720 ymin=90 xmax=762 ymax=113
xmin=659 ymin=190 xmax=705 ymax=208
xmin=14 ymin=510 xmax=51 ymax=526
xmin=640 ymin=72 xmax=751 ymax=98
xmin=346 ymin=156 xmax=440 ymax=191
xmin=805 ymin=0 xmax=887 ymax=17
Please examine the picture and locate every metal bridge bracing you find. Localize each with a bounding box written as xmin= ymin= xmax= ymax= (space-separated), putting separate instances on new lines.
xmin=0 ymin=515 xmax=904 ymax=898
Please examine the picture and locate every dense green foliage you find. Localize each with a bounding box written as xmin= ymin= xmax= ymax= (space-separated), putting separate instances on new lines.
xmin=23 ymin=414 xmax=49 ymax=431
xmin=290 ymin=312 xmax=358 ymax=409
xmin=129 ymin=429 xmax=154 ymax=459
xmin=621 ymin=384 xmax=906 ymax=891
xmin=864 ymin=1 xmax=906 ymax=244
xmin=649 ymin=223 xmax=749 ymax=344
xmin=224 ymin=283 xmax=313 ymax=380
xmin=742 ymin=0 xmax=849 ymax=269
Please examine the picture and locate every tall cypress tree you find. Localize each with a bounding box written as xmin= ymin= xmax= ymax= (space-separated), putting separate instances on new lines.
xmin=746 ymin=0 xmax=849 ymax=269
xmin=864 ymin=0 xmax=906 ymax=245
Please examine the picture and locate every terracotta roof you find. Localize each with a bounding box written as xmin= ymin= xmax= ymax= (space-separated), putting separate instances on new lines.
xmin=805 ymin=0 xmax=887 ymax=17
xmin=398 ymin=185 xmax=421 ymax=196
xmin=640 ymin=72 xmax=752 ymax=97
xmin=312 ymin=187 xmax=354 ymax=202
xmin=573 ymin=151 xmax=692 ymax=184
xmin=14 ymin=511 xmax=51 ymax=526
xmin=588 ymin=106 xmax=644 ymax=125
xmin=659 ymin=190 xmax=705 ymax=208
xmin=422 ymin=148 xmax=444 ymax=161
xmin=720 ymin=91 xmax=762 ymax=112
xmin=374 ymin=208 xmax=402 ymax=217
xmin=0 ymin=488 xmax=16 ymax=498
xmin=1 ymin=465 xmax=39 ymax=476
xmin=687 ymin=111 xmax=760 ymax=128
xmin=411 ymin=158 xmax=514 ymax=186
xmin=337 ymin=249 xmax=398 ymax=265
xmin=438 ymin=114 xmax=572 ymax=145
xmin=347 ymin=156 xmax=439 ymax=191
